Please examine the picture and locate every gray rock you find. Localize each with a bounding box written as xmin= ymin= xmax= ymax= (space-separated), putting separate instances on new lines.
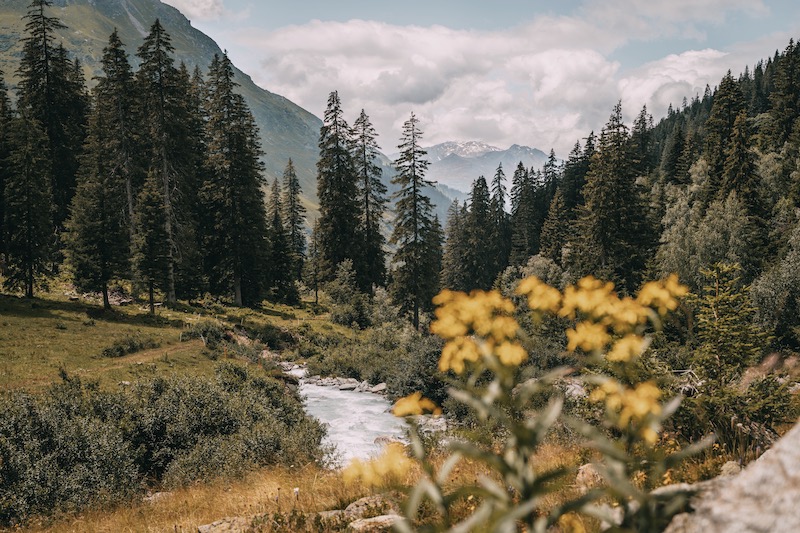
xmin=719 ymin=461 xmax=741 ymax=477
xmin=339 ymin=382 xmax=358 ymax=390
xmin=347 ymin=514 xmax=403 ymax=532
xmin=197 ymin=516 xmax=250 ymax=533
xmin=344 ymin=495 xmax=400 ymax=519
xmin=575 ymin=463 xmax=603 ymax=494
xmin=665 ymin=419 xmax=800 ymax=533
xmin=370 ymin=382 xmax=387 ymax=393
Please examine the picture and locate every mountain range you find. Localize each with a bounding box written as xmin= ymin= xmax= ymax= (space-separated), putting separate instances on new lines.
xmin=0 ymin=0 xmax=547 ymax=221
xmin=420 ymin=141 xmax=550 ymax=193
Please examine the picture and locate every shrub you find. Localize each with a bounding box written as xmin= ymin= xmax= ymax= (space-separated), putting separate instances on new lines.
xmin=0 ymin=363 xmax=327 ymax=526
xmin=100 ymin=333 xmax=160 ymax=357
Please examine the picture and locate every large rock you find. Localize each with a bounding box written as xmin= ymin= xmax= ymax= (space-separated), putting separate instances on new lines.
xmin=575 ymin=463 xmax=604 ymax=494
xmin=344 ymin=495 xmax=400 ymax=519
xmin=665 ymin=419 xmax=800 ymax=533
xmin=197 ymin=516 xmax=250 ymax=533
xmin=347 ymin=514 xmax=403 ymax=532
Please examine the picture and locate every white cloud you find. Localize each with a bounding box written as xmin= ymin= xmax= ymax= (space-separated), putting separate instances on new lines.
xmin=212 ymin=0 xmax=793 ymax=157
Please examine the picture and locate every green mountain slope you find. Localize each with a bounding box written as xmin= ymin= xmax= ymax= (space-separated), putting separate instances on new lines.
xmin=0 ymin=0 xmax=322 ymax=208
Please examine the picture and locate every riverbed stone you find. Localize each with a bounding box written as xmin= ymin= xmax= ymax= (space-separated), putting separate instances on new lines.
xmin=339 ymin=381 xmax=359 ymax=390
xmin=370 ymin=383 xmax=387 ymax=393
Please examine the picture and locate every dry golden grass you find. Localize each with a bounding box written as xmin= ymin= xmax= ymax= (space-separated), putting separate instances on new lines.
xmin=21 ymin=465 xmax=372 ymax=533
xmin=16 ymin=441 xmax=598 ymax=533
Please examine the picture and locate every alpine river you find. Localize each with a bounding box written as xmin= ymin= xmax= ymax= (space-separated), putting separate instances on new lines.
xmin=288 ymin=367 xmax=407 ymax=466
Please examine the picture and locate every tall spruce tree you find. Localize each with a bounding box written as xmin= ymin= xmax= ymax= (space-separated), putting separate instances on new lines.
xmin=268 ymin=179 xmax=298 ymax=303
xmin=569 ymin=102 xmax=652 ymax=292
xmin=440 ymin=200 xmax=470 ymax=291
xmin=703 ymin=71 xmax=745 ymax=203
xmin=509 ymin=162 xmax=534 ymax=265
xmin=489 ymin=163 xmax=511 ymax=282
xmin=351 ymin=109 xmax=388 ymax=291
xmin=64 ymin=110 xmax=129 ymax=309
xmin=132 ymin=172 xmax=169 ymax=314
xmin=464 ymin=176 xmax=493 ymax=290
xmin=3 ymin=116 xmax=52 ymax=297
xmin=17 ymin=0 xmax=86 ymax=230
xmin=135 ymin=19 xmax=194 ymax=303
xmin=281 ymin=158 xmax=306 ymax=281
xmin=0 ymin=71 xmax=11 ymax=261
xmin=390 ymin=113 xmax=438 ymax=329
xmin=539 ymin=189 xmax=569 ymax=265
xmin=94 ymin=29 xmax=141 ymax=241
xmin=201 ymin=53 xmax=269 ymax=306
xmin=316 ymin=91 xmax=359 ymax=282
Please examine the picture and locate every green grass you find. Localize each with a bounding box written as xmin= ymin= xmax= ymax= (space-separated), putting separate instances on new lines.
xmin=0 ymin=285 xmax=352 ymax=392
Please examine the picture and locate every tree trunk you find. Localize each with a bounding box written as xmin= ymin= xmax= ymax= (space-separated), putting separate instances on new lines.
xmin=234 ymin=274 xmax=242 ymax=307
xmin=148 ymin=280 xmax=155 ymax=315
xmin=102 ymin=282 xmax=110 ymax=310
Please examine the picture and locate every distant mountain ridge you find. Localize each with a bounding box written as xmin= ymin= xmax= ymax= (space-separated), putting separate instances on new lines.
xmin=420 ymin=141 xmax=550 ymax=193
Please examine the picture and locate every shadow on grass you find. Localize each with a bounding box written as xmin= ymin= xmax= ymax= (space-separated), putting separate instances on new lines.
xmin=0 ymin=294 xmax=184 ymax=329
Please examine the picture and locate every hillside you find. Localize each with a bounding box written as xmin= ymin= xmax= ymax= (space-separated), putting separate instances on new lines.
xmin=0 ymin=0 xmax=322 ymax=205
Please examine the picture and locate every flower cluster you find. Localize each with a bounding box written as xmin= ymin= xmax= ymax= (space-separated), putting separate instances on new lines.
xmin=431 ymin=289 xmax=525 ymax=374
xmin=392 ymin=392 xmax=442 ymax=417
xmin=589 ymin=379 xmax=663 ymax=444
xmin=342 ymin=442 xmax=412 ymax=488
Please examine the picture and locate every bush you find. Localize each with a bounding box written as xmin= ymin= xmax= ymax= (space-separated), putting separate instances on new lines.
xmin=0 ymin=363 xmax=327 ymax=526
xmin=100 ymin=333 xmax=160 ymax=357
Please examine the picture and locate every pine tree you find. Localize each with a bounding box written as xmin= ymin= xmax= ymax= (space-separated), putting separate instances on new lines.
xmin=316 ymin=91 xmax=359 ymax=282
xmin=390 ymin=113 xmax=438 ymax=329
xmin=509 ymin=162 xmax=533 ymax=265
xmin=201 ymin=53 xmax=269 ymax=306
xmin=64 ymin=110 xmax=129 ymax=309
xmin=351 ymin=109 xmax=388 ymax=291
xmin=489 ymin=163 xmax=511 ymax=281
xmin=694 ymin=263 xmax=769 ymax=383
xmin=0 ymin=71 xmax=11 ymax=262
xmin=281 ymin=158 xmax=306 ymax=281
xmin=16 ymin=0 xmax=86 ymax=230
xmin=136 ymin=19 xmax=195 ymax=303
xmin=539 ymin=189 xmax=569 ymax=265
xmin=440 ymin=201 xmax=470 ymax=291
xmin=768 ymin=40 xmax=800 ymax=147
xmin=630 ymin=105 xmax=654 ymax=176
xmin=569 ymin=102 xmax=653 ymax=292
xmin=267 ymin=179 xmax=298 ymax=303
xmin=3 ymin=116 xmax=52 ymax=298
xmin=132 ymin=172 xmax=169 ymax=314
xmin=94 ymin=29 xmax=142 ymax=240
xmin=703 ymin=71 xmax=745 ymax=203
xmin=464 ymin=176 xmax=493 ymax=290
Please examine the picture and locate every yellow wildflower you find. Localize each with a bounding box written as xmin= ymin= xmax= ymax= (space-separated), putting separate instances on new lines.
xmin=558 ymin=513 xmax=587 ymax=533
xmin=590 ymin=380 xmax=662 ymax=443
xmin=637 ymin=274 xmax=688 ymax=315
xmin=495 ymin=341 xmax=527 ymax=367
xmin=489 ymin=315 xmax=520 ymax=343
xmin=343 ymin=443 xmax=412 ymax=487
xmin=566 ymin=321 xmax=611 ymax=352
xmin=392 ymin=392 xmax=441 ymax=417
xmin=606 ymin=334 xmax=645 ymax=362
xmin=439 ymin=337 xmax=481 ymax=374
xmin=560 ymin=277 xmax=616 ymax=318
xmin=603 ymin=296 xmax=650 ymax=332
xmin=516 ymin=276 xmax=562 ymax=314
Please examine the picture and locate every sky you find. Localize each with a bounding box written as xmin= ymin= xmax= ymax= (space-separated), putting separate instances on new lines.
xmin=162 ymin=0 xmax=800 ymax=156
